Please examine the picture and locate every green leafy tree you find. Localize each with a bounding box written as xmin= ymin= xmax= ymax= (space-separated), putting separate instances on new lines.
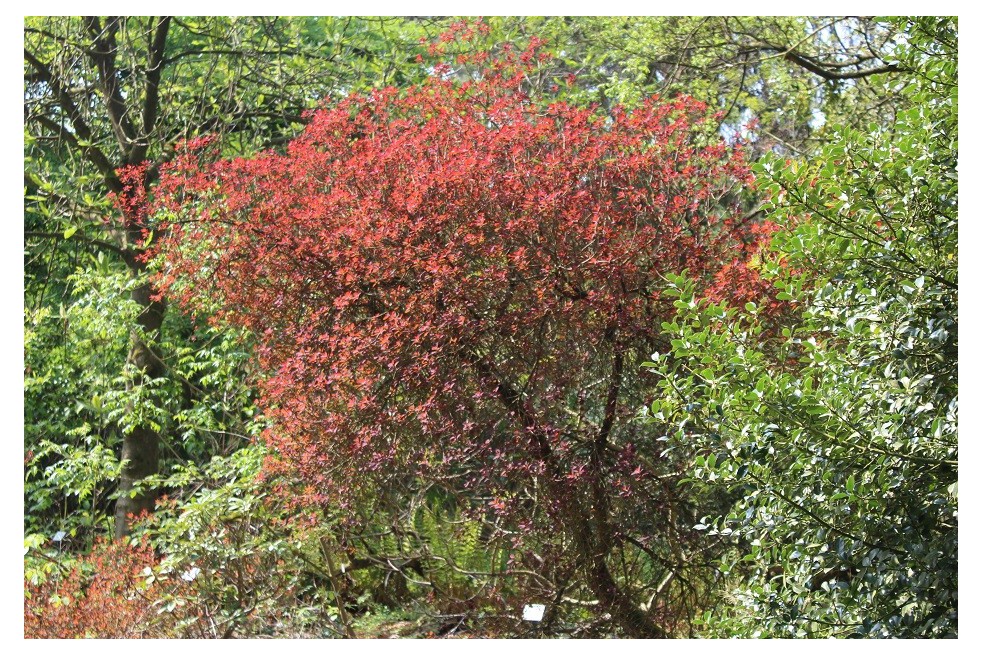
xmin=645 ymin=17 xmax=956 ymax=637
xmin=473 ymin=17 xmax=905 ymax=156
xmin=24 ymin=16 xmax=428 ymax=539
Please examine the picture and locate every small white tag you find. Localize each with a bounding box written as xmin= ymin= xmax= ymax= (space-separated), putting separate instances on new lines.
xmin=522 ymin=604 xmax=545 ymax=622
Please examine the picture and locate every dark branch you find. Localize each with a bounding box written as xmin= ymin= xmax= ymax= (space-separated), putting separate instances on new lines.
xmin=84 ymin=16 xmax=139 ymax=160
xmin=24 ymin=47 xmax=123 ymax=193
xmin=782 ymin=49 xmax=901 ymax=80
xmin=25 ymin=231 xmax=133 ymax=264
xmin=138 ymin=17 xmax=172 ymax=163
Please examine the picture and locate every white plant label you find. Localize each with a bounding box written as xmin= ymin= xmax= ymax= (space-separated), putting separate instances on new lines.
xmin=523 ymin=603 xmax=545 ymax=622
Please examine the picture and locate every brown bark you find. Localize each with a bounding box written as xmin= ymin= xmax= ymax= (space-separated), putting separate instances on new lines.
xmin=110 ymin=18 xmax=172 ymax=537
xmin=113 ymin=279 xmax=166 ymax=538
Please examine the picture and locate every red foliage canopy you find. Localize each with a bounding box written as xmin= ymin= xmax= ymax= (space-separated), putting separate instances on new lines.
xmin=154 ymin=41 xmax=773 ymax=636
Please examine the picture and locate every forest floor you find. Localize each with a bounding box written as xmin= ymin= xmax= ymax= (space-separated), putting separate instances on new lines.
xmin=350 ymin=607 xmax=527 ymax=638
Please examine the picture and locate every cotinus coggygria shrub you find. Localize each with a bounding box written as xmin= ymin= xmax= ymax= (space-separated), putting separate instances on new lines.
xmin=153 ymin=38 xmax=775 ymax=637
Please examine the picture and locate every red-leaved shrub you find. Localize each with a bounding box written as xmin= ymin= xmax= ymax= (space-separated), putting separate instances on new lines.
xmin=25 ymin=539 xmax=162 ymax=639
xmin=153 ymin=33 xmax=777 ymax=637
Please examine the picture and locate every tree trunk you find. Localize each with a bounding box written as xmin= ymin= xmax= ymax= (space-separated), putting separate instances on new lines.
xmin=581 ymin=543 xmax=668 ymax=638
xmin=113 ymin=278 xmax=165 ymax=538
xmin=574 ymin=337 xmax=666 ymax=637
xmin=565 ymin=493 xmax=669 ymax=638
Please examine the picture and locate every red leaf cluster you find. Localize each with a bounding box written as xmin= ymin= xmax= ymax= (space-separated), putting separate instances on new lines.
xmin=25 ymin=539 xmax=161 ymax=639
xmin=153 ymin=45 xmax=770 ymax=522
xmin=109 ymin=161 xmax=151 ymax=228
